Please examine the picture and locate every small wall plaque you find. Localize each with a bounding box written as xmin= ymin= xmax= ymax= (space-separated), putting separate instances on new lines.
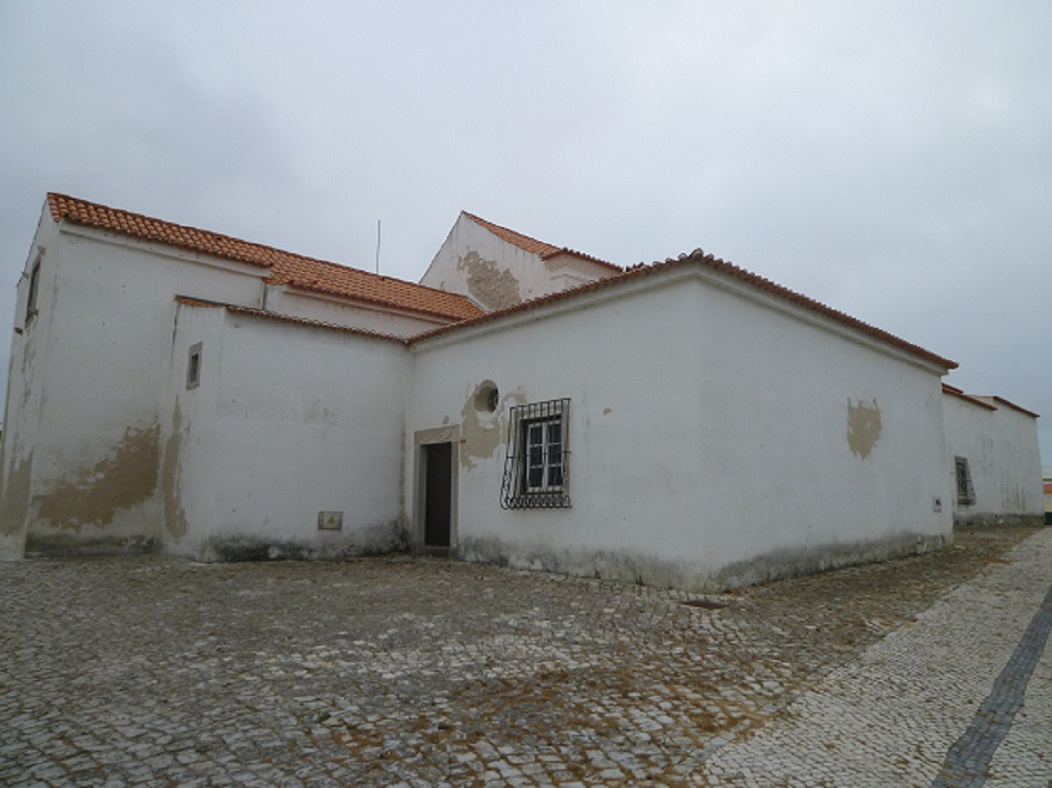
xmin=318 ymin=511 xmax=344 ymax=530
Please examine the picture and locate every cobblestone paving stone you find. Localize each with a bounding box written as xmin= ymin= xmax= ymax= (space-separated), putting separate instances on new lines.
xmin=701 ymin=527 xmax=1052 ymax=787
xmin=1 ymin=525 xmax=1048 ymax=786
xmin=933 ymin=577 xmax=1052 ymax=787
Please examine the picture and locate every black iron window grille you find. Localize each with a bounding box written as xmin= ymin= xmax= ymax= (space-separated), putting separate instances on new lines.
xmin=954 ymin=456 xmax=975 ymax=506
xmin=25 ymin=257 xmax=41 ymax=322
xmin=501 ymin=398 xmax=571 ymax=509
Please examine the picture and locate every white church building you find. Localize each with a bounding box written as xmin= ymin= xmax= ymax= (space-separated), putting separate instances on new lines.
xmin=0 ymin=193 xmax=1042 ymax=590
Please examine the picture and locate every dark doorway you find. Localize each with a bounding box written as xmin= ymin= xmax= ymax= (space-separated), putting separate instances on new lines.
xmin=424 ymin=442 xmax=452 ymax=547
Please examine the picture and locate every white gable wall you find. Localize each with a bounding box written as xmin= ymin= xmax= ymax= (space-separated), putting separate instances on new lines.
xmin=420 ymin=213 xmax=616 ymax=311
xmin=161 ymin=303 xmax=411 ymax=560
xmin=407 ymin=268 xmax=952 ymax=591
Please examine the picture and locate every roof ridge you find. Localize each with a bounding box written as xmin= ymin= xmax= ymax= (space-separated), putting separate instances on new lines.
xmin=48 ymin=192 xmax=279 ymax=269
xmin=667 ymin=249 xmax=956 ymax=370
xmin=462 ymin=211 xmax=560 ymax=256
xmin=411 ymin=248 xmax=956 ymax=370
xmin=462 ymin=211 xmax=621 ymax=271
xmin=275 ymin=248 xmax=477 ymax=299
xmin=45 ymin=192 xmax=482 ymax=323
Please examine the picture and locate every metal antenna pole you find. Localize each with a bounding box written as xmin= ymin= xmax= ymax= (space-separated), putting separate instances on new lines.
xmin=376 ymin=219 xmax=381 ymax=274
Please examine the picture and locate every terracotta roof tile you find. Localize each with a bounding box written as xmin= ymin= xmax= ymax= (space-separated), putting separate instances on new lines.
xmin=49 ymin=193 xmax=482 ymax=323
xmin=463 ymin=212 xmax=622 ymax=272
xmin=412 ymin=249 xmax=958 ymax=370
xmin=265 ymin=255 xmax=481 ymax=322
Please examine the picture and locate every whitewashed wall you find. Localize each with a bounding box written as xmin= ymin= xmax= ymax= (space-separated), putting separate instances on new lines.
xmin=0 ymin=212 xmax=267 ymax=555
xmin=943 ymin=391 xmax=1043 ymax=523
xmin=0 ymin=213 xmax=57 ymax=558
xmin=407 ymin=267 xmax=952 ymax=591
xmin=420 ymin=213 xmax=616 ymax=311
xmin=984 ymin=402 xmax=1043 ymax=518
xmin=161 ymin=303 xmax=410 ymax=560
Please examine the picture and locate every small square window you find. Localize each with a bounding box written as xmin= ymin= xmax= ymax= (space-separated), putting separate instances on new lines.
xmin=954 ymin=456 xmax=975 ymax=506
xmin=501 ymin=398 xmax=570 ymax=509
xmin=186 ymin=343 xmax=203 ymax=390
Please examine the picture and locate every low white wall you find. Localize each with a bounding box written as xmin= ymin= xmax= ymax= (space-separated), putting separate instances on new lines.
xmin=162 ymin=304 xmax=411 ymax=560
xmin=407 ymin=268 xmax=952 ymax=591
xmin=943 ymin=392 xmax=1043 ymax=524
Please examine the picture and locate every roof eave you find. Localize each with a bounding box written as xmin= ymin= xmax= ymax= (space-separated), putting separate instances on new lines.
xmin=410 ymin=258 xmax=956 ymax=373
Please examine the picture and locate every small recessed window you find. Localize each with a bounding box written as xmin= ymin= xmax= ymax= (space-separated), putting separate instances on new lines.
xmin=475 ymin=380 xmax=499 ymax=413
xmin=25 ymin=257 xmax=41 ymax=323
xmin=954 ymin=456 xmax=975 ymax=506
xmin=186 ymin=343 xmax=203 ymax=389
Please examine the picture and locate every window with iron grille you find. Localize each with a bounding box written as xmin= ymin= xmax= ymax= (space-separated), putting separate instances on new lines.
xmin=501 ymin=398 xmax=571 ymax=509
xmin=25 ymin=257 xmax=41 ymax=323
xmin=955 ymin=456 xmax=975 ymax=506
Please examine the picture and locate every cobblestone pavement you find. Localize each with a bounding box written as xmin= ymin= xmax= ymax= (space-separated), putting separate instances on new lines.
xmin=1 ymin=525 xmax=1049 ymax=787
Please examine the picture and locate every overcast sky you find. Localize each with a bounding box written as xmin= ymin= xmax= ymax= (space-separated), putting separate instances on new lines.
xmin=1 ymin=1 xmax=1049 ymax=462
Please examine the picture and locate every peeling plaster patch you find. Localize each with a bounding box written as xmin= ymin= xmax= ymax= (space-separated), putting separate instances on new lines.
xmin=459 ymin=395 xmax=500 ymax=470
xmin=34 ymin=424 xmax=160 ymax=530
xmin=457 ymin=251 xmax=522 ymax=310
xmin=847 ymin=398 xmax=882 ymax=459
xmin=161 ymin=402 xmax=188 ymax=538
xmin=459 ymin=388 xmax=526 ymax=470
xmin=0 ymin=452 xmax=33 ymax=539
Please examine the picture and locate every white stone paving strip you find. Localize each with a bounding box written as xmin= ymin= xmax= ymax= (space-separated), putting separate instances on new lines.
xmin=701 ymin=528 xmax=1052 ymax=786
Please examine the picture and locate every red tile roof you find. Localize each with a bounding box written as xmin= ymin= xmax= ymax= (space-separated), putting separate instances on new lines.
xmin=463 ymin=212 xmax=622 ymax=272
xmin=49 ymin=193 xmax=482 ymax=323
xmin=266 ymin=255 xmax=482 ymax=322
xmin=412 ymin=249 xmax=958 ymax=370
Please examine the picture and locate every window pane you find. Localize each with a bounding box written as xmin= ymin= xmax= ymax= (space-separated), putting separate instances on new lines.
xmin=547 ymin=422 xmax=561 ymax=444
xmin=549 ymin=466 xmax=563 ymax=487
xmin=528 ymin=467 xmax=543 ymax=488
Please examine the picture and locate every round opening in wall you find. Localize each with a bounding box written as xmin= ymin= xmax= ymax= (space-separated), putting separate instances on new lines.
xmin=475 ymin=381 xmax=499 ymax=413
